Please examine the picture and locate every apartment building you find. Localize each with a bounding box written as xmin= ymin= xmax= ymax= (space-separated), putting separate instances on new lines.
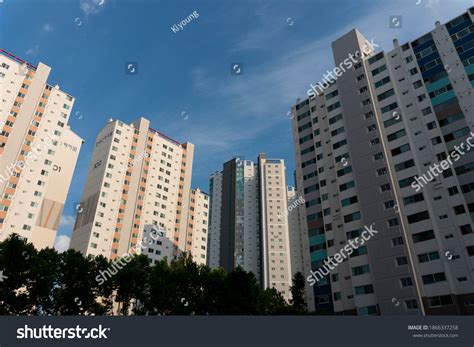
xmin=258 ymin=154 xmax=294 ymax=301
xmin=185 ymin=188 xmax=209 ymax=265
xmin=141 ymin=224 xmax=173 ymax=265
xmin=208 ymin=155 xmax=298 ymax=302
xmin=208 ymin=171 xmax=223 ymax=269
xmin=287 ymin=187 xmax=313 ymax=278
xmin=70 ymin=117 xmax=194 ymax=261
xmin=0 ymin=49 xmax=83 ymax=249
xmin=290 ymin=7 xmax=474 ymax=315
xmin=208 ymin=158 xmax=260 ymax=276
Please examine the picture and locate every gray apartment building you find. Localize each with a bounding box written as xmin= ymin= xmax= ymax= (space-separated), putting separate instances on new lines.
xmin=291 ymin=7 xmax=474 ymax=315
xmin=208 ymin=155 xmax=308 ymax=303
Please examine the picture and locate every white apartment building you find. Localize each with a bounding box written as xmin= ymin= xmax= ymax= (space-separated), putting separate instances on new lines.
xmin=208 ymin=154 xmax=297 ymax=301
xmin=258 ymin=154 xmax=293 ymax=301
xmin=287 ymin=186 xmax=315 ymax=310
xmin=208 ymin=158 xmax=260 ymax=276
xmin=185 ymin=188 xmax=209 ymax=265
xmin=70 ymin=117 xmax=194 ymax=261
xmin=0 ymin=49 xmax=83 ymax=249
xmin=141 ymin=224 xmax=173 ymax=265
xmin=291 ymin=7 xmax=474 ymax=315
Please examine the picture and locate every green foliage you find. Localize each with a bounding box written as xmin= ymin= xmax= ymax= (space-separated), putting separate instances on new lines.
xmin=0 ymin=234 xmax=309 ymax=315
xmin=290 ymin=272 xmax=307 ymax=312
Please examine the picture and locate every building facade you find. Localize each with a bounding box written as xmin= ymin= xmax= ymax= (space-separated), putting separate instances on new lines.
xmin=208 ymin=158 xmax=260 ymax=277
xmin=208 ymin=155 xmax=301 ymax=302
xmin=291 ymin=7 xmax=474 ymax=315
xmin=0 ymin=49 xmax=83 ymax=250
xmin=70 ymin=117 xmax=194 ymax=261
xmin=141 ymin=224 xmax=173 ymax=265
xmin=185 ymin=188 xmax=209 ymax=265
xmin=258 ymin=154 xmax=294 ymax=301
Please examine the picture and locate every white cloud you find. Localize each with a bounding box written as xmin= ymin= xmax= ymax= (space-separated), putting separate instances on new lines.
xmin=59 ymin=215 xmax=75 ymax=228
xmin=80 ymin=0 xmax=107 ymax=16
xmin=25 ymin=44 xmax=40 ymax=56
xmin=42 ymin=23 xmax=53 ymax=33
xmin=177 ymin=0 xmax=473 ymax=180
xmin=54 ymin=235 xmax=71 ymax=253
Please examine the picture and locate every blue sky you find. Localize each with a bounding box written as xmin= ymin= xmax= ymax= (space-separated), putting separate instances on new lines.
xmin=1 ymin=0 xmax=472 ymax=248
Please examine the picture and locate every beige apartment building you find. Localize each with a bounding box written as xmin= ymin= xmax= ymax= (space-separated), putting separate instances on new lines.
xmin=0 ymin=49 xmax=83 ymax=249
xmin=185 ymin=188 xmax=209 ymax=265
xmin=70 ymin=117 xmax=196 ymax=261
xmin=258 ymin=154 xmax=294 ymax=301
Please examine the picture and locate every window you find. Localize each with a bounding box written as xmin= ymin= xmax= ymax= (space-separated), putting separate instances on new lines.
xmin=396 ymin=256 xmax=408 ymax=266
xmin=373 ymin=152 xmax=383 ymax=160
xmin=355 ymin=305 xmax=378 ymax=317
xmin=377 ymin=88 xmax=395 ymax=101
xmin=374 ymin=76 xmax=390 ymax=88
xmin=337 ymin=166 xmax=352 ymax=177
xmin=422 ymin=272 xmax=446 ymax=285
xmin=460 ymin=225 xmax=472 ymax=235
xmin=407 ymin=211 xmax=430 ymax=224
xmin=372 ymin=64 xmax=387 ymax=76
xmin=392 ymin=237 xmax=404 ymax=246
xmin=350 ymin=246 xmax=368 ymax=258
xmin=387 ymin=129 xmax=406 ymax=142
xmin=395 ymin=159 xmax=415 ymax=172
xmin=391 ymin=144 xmax=410 ymax=156
xmin=428 ymin=295 xmax=453 ymax=308
xmin=355 ymin=285 xmax=374 ymax=295
xmin=453 ymin=205 xmax=466 ymax=215
xmin=339 ymin=181 xmax=355 ymax=192
xmin=381 ymin=102 xmax=398 ymax=114
xmin=403 ymin=193 xmax=424 ymax=205
xmin=327 ymin=101 xmax=341 ymax=112
xmin=341 ymin=195 xmax=358 ymax=207
xmin=412 ymin=230 xmax=435 ymax=243
xmin=344 ymin=211 xmax=361 ymax=223
xmin=405 ymin=300 xmax=418 ymax=310
xmin=467 ymin=246 xmax=474 ymax=257
xmin=421 ymin=107 xmax=432 ymax=116
xmin=384 ymin=116 xmax=402 ymax=128
xmin=388 ymin=218 xmax=399 ymax=227
xmin=418 ymin=251 xmax=440 ymax=263
xmin=352 ymin=264 xmax=370 ymax=276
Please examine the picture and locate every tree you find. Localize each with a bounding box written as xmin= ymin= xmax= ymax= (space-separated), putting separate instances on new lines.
xmin=114 ymin=254 xmax=150 ymax=315
xmin=145 ymin=258 xmax=173 ymax=315
xmin=29 ymin=247 xmax=60 ymax=315
xmin=258 ymin=288 xmax=287 ymax=314
xmin=0 ymin=234 xmax=37 ymax=314
xmin=53 ymin=250 xmax=98 ymax=315
xmin=222 ymin=266 xmax=261 ymax=314
xmin=0 ymin=235 xmax=315 ymax=316
xmin=290 ymin=272 xmax=307 ymax=312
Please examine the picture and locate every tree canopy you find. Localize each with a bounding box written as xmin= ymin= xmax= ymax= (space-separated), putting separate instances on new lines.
xmin=0 ymin=234 xmax=309 ymax=315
